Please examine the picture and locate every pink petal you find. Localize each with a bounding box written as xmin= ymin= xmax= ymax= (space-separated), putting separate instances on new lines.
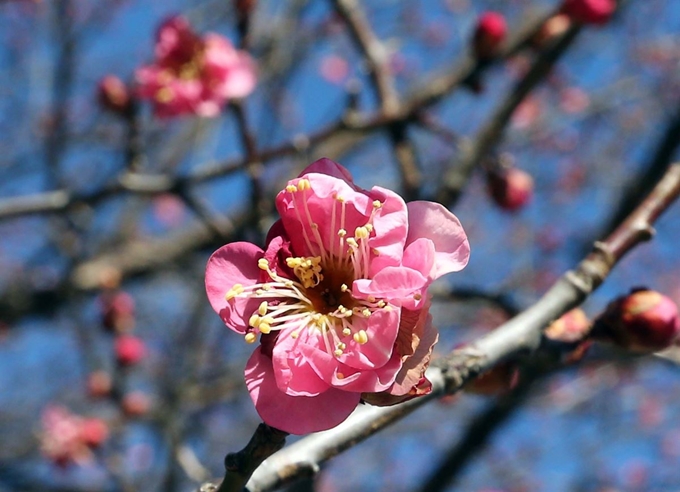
xmin=335 ymin=306 xmax=400 ymax=370
xmin=366 ymin=186 xmax=409 ymax=275
xmin=295 ymin=343 xmax=400 ymax=393
xmin=406 ymin=201 xmax=470 ymax=278
xmin=271 ymin=330 xmax=332 ymax=397
xmin=298 ymin=158 xmax=356 ymax=186
xmin=245 ymin=347 xmax=360 ymax=434
xmin=402 ymin=237 xmax=436 ymax=280
xmin=276 ymin=172 xmax=371 ymax=258
xmin=205 ymin=242 xmax=263 ymax=333
xmin=353 ymin=266 xmax=428 ymax=309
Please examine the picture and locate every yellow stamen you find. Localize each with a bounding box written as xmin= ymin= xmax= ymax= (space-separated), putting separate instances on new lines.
xmin=259 ymin=323 xmax=271 ymax=334
xmin=372 ymin=200 xmax=382 ymax=208
xmin=258 ymin=301 xmax=268 ymax=316
xmin=248 ymin=314 xmax=261 ymax=328
xmin=286 ymin=184 xmax=298 ymax=193
xmin=353 ymin=330 xmax=369 ymax=344
xmin=342 ymin=328 xmax=351 ymax=336
xmin=245 ymin=333 xmax=257 ymax=344
xmin=225 ymin=284 xmax=244 ymax=301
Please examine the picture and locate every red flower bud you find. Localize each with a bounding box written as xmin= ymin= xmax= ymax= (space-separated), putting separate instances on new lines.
xmin=79 ymin=418 xmax=109 ymax=447
xmin=472 ymin=11 xmax=507 ymax=60
xmin=101 ymin=291 xmax=135 ymax=333
xmin=122 ymin=391 xmax=151 ymax=417
xmin=486 ymin=167 xmax=534 ymax=212
xmin=114 ymin=335 xmax=147 ymax=366
xmin=86 ymin=370 xmax=112 ymax=398
xmin=560 ymin=0 xmax=615 ymax=26
xmin=595 ymin=289 xmax=680 ymax=353
xmin=97 ymin=75 xmax=132 ymax=115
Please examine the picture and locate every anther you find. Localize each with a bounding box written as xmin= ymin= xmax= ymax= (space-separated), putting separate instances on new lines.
xmin=341 ymin=284 xmax=348 ymax=292
xmin=338 ymin=229 xmax=347 ymax=237
xmin=353 ymin=330 xmax=369 ymax=344
xmin=342 ymin=328 xmax=351 ymax=336
xmin=346 ymin=238 xmax=358 ymax=248
xmin=225 ymin=284 xmax=244 ymax=300
xmin=334 ymin=349 xmax=343 ymax=357
xmin=244 ymin=332 xmax=257 ymax=344
xmin=286 ymin=184 xmax=298 ymax=193
xmin=257 ymin=259 xmax=269 ymax=270
xmin=362 ymin=308 xmax=371 ymax=317
xmin=248 ymin=314 xmax=261 ymax=328
xmin=259 ymin=323 xmax=271 ymax=334
xmin=258 ymin=301 xmax=268 ymax=316
xmin=336 ymin=372 xmax=345 ymax=379
xmin=355 ymin=226 xmax=370 ymax=239
xmin=297 ymin=179 xmax=311 ymax=191
xmin=372 ymin=200 xmax=382 ymax=208
xmin=413 ymin=293 xmax=422 ymax=301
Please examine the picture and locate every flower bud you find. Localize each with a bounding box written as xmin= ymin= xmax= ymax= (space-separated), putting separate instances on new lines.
xmin=87 ymin=370 xmax=112 ymax=398
xmin=122 ymin=391 xmax=151 ymax=417
xmin=97 ymin=75 xmax=132 ymax=115
xmin=560 ymin=0 xmax=615 ymax=26
xmin=472 ymin=11 xmax=507 ymax=60
xmin=79 ymin=418 xmax=109 ymax=447
xmin=114 ymin=335 xmax=147 ymax=366
xmin=100 ymin=291 xmax=135 ymax=333
xmin=594 ymin=289 xmax=680 ymax=353
xmin=486 ymin=166 xmax=534 ymax=212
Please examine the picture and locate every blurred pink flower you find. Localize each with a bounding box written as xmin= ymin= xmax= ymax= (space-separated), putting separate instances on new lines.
xmin=136 ymin=16 xmax=256 ymax=118
xmin=40 ymin=406 xmax=109 ymax=466
xmin=206 ymin=158 xmax=470 ymax=434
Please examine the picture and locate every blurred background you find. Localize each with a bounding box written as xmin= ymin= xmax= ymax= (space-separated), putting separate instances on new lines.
xmin=1 ymin=0 xmax=680 ymax=490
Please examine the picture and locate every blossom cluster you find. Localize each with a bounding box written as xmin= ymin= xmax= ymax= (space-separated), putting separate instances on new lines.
xmin=206 ymin=159 xmax=469 ymax=434
xmin=40 ymin=406 xmax=109 ymax=467
xmin=135 ymin=16 xmax=256 ymax=118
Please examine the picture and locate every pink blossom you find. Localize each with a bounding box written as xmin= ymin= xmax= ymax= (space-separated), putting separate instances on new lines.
xmin=135 ymin=16 xmax=256 ymax=118
xmin=206 ymin=158 xmax=470 ymax=434
xmin=40 ymin=406 xmax=109 ymax=466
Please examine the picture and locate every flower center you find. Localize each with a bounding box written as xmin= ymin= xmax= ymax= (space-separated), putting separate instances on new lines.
xmin=223 ymin=178 xmax=391 ymax=357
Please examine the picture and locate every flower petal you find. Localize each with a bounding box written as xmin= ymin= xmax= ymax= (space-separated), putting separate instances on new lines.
xmin=353 ymin=266 xmax=428 ymax=310
xmin=205 ymin=241 xmax=263 ymax=333
xmin=406 ymin=201 xmax=470 ymax=278
xmin=336 ymin=306 xmax=400 ymax=370
xmin=402 ymin=237 xmax=436 ymax=281
xmin=298 ymin=158 xmax=356 ymax=186
xmin=271 ymin=330 xmax=332 ymax=397
xmin=367 ymin=186 xmax=409 ymax=275
xmin=245 ymin=347 xmax=360 ymax=434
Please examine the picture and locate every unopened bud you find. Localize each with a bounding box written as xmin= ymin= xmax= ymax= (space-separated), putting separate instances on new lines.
xmin=560 ymin=0 xmax=615 ymax=26
xmin=122 ymin=391 xmax=151 ymax=417
xmin=594 ymin=289 xmax=680 ymax=353
xmin=472 ymin=11 xmax=507 ymax=60
xmin=87 ymin=370 xmax=112 ymax=398
xmin=100 ymin=291 xmax=135 ymax=333
xmin=79 ymin=418 xmax=109 ymax=447
xmin=486 ymin=166 xmax=534 ymax=212
xmin=114 ymin=334 xmax=147 ymax=366
xmin=97 ymin=75 xmax=132 ymax=115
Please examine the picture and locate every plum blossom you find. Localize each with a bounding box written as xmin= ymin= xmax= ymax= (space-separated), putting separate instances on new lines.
xmin=136 ymin=16 xmax=256 ymax=118
xmin=40 ymin=406 xmax=109 ymax=466
xmin=206 ymin=158 xmax=470 ymax=434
